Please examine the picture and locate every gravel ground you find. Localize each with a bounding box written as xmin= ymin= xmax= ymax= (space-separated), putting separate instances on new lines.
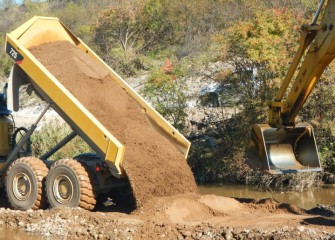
xmin=0 ymin=191 xmax=334 ymax=240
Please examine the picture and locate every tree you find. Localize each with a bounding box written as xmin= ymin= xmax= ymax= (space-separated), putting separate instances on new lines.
xmin=92 ymin=1 xmax=143 ymax=75
xmin=0 ymin=0 xmax=14 ymax=9
xmin=217 ymin=8 xmax=304 ymax=124
xmin=189 ymin=8 xmax=307 ymax=182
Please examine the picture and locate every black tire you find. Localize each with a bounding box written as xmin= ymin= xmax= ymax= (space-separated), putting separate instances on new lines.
xmin=46 ymin=159 xmax=96 ymax=210
xmin=6 ymin=157 xmax=48 ymax=210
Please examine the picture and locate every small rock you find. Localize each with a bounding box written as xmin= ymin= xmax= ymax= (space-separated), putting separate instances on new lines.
xmin=177 ymin=234 xmax=184 ymax=240
xmin=297 ymin=226 xmax=305 ymax=232
xmin=225 ymin=232 xmax=233 ymax=240
xmin=192 ymin=232 xmax=200 ymax=240
xmin=181 ymin=230 xmax=192 ymax=237
xmin=247 ymin=232 xmax=255 ymax=239
xmin=176 ymin=225 xmax=183 ymax=230
xmin=18 ymin=221 xmax=25 ymax=227
xmin=237 ymin=233 xmax=244 ymax=239
xmin=204 ymin=71 xmax=211 ymax=77
xmin=200 ymin=236 xmax=212 ymax=240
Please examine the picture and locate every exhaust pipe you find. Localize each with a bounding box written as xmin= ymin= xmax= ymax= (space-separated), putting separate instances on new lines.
xmin=246 ymin=123 xmax=321 ymax=174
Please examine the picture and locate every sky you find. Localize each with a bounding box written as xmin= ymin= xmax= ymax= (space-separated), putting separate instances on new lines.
xmin=0 ymin=0 xmax=23 ymax=5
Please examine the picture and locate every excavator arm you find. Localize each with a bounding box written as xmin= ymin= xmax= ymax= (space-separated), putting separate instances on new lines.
xmin=269 ymin=0 xmax=335 ymax=127
xmin=247 ymin=0 xmax=335 ymax=173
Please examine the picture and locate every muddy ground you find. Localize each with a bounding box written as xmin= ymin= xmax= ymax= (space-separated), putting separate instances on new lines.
xmin=0 ymin=188 xmax=334 ymax=240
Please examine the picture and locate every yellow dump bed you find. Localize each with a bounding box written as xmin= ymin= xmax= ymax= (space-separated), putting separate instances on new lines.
xmin=5 ymin=16 xmax=190 ymax=177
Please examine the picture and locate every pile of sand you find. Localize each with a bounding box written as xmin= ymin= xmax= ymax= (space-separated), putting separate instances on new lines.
xmin=30 ymin=41 xmax=198 ymax=207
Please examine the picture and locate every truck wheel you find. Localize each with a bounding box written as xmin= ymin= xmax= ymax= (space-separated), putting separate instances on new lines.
xmin=46 ymin=159 xmax=96 ymax=210
xmin=6 ymin=157 xmax=48 ymax=210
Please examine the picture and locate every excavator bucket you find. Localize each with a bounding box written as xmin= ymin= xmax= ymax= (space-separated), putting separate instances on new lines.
xmin=246 ymin=123 xmax=321 ymax=174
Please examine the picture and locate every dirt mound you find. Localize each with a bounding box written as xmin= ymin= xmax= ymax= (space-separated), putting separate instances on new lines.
xmin=166 ymin=197 xmax=213 ymax=223
xmin=29 ymin=41 xmax=197 ymax=207
xmin=248 ymin=198 xmax=305 ymax=214
xmin=132 ymin=194 xmax=247 ymax=226
xmin=199 ymin=195 xmax=243 ymax=213
xmin=165 ymin=195 xmax=245 ymax=223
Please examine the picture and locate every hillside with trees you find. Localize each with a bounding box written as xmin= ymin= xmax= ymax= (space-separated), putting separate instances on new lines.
xmin=1 ymin=0 xmax=334 ymax=189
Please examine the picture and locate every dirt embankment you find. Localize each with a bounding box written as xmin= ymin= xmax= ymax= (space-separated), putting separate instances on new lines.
xmin=29 ymin=41 xmax=198 ymax=207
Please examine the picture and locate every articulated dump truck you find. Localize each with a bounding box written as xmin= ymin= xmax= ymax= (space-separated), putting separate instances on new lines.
xmin=1 ymin=16 xmax=193 ymax=210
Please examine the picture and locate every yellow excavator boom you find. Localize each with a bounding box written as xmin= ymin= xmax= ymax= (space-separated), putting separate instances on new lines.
xmin=247 ymin=0 xmax=335 ymax=173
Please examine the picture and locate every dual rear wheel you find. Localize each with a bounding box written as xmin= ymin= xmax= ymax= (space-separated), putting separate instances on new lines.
xmin=6 ymin=158 xmax=95 ymax=211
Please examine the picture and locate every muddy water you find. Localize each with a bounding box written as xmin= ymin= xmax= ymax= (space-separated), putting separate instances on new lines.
xmin=0 ymin=227 xmax=46 ymax=239
xmin=198 ymin=184 xmax=335 ymax=210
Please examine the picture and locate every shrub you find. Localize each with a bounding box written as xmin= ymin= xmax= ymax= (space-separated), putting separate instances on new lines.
xmin=31 ymin=120 xmax=92 ymax=160
xmin=141 ymin=68 xmax=187 ymax=131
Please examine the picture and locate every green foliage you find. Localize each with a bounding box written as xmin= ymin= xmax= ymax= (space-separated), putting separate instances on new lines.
xmin=139 ymin=0 xmax=180 ymax=53
xmin=21 ymin=0 xmax=47 ymax=16
xmin=92 ymin=2 xmax=146 ymax=76
xmin=222 ymin=9 xmax=302 ymax=118
xmin=212 ymin=8 xmax=303 ymax=152
xmin=224 ymin=8 xmax=302 ymax=78
xmin=54 ymin=2 xmax=84 ymax=30
xmin=142 ymin=69 xmax=187 ymax=131
xmin=0 ymin=36 xmax=11 ymax=79
xmin=31 ymin=121 xmax=92 ymax=160
xmin=188 ymin=7 xmax=313 ymax=184
xmin=300 ymin=64 xmax=335 ymax=173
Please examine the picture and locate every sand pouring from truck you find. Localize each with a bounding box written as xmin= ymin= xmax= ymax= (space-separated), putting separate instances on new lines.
xmin=246 ymin=0 xmax=335 ymax=174
xmin=0 ymin=17 xmax=197 ymax=211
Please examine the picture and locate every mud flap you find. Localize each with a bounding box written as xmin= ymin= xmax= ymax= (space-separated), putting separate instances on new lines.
xmin=246 ymin=123 xmax=321 ymax=174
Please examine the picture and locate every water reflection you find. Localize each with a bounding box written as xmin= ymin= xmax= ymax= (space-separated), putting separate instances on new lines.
xmin=0 ymin=228 xmax=46 ymax=240
xmin=198 ymin=184 xmax=335 ymax=210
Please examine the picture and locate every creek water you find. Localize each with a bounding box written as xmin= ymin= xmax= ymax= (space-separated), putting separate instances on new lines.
xmin=0 ymin=227 xmax=46 ymax=240
xmin=198 ymin=184 xmax=335 ymax=210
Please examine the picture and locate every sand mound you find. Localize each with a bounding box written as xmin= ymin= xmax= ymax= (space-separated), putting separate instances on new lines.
xmin=29 ymin=41 xmax=197 ymax=207
xmin=199 ymin=195 xmax=243 ymax=213
xmin=166 ymin=195 xmax=245 ymax=223
xmin=166 ymin=198 xmax=213 ymax=223
xmin=133 ymin=193 xmax=249 ymax=226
